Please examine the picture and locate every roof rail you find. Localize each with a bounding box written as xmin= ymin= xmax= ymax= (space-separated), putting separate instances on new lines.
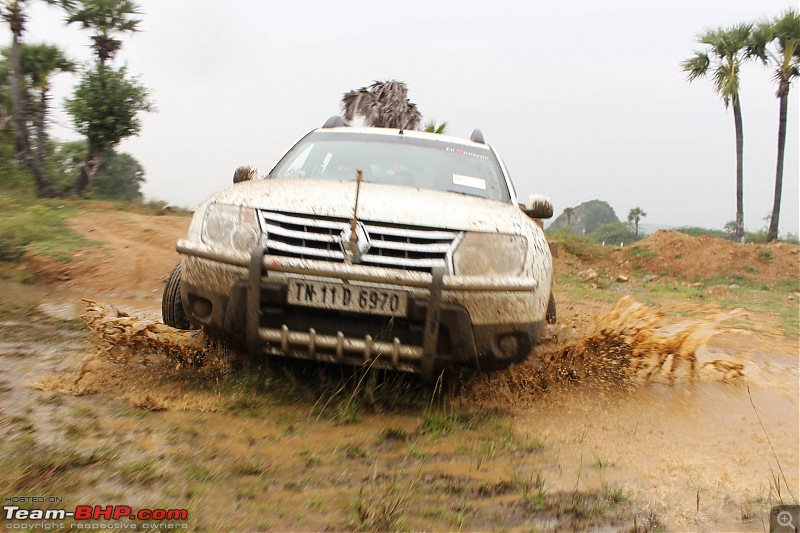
xmin=470 ymin=129 xmax=485 ymax=144
xmin=322 ymin=115 xmax=347 ymax=129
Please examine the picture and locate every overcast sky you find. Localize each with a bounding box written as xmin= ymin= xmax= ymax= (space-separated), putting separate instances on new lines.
xmin=10 ymin=0 xmax=800 ymax=234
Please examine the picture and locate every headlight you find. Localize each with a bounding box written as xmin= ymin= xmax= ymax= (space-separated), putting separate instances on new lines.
xmin=201 ymin=204 xmax=261 ymax=253
xmin=453 ymin=233 xmax=527 ymax=276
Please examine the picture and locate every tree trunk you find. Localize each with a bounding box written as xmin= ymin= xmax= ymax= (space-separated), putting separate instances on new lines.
xmin=767 ymin=85 xmax=789 ymax=242
xmin=8 ymin=30 xmax=58 ymax=198
xmin=732 ymin=96 xmax=745 ymax=244
xmin=71 ymin=142 xmax=101 ymax=196
xmin=34 ymin=90 xmax=48 ymax=164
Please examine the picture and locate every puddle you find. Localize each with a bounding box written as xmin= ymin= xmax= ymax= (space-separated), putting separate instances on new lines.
xmin=515 ymin=377 xmax=798 ymax=531
xmin=0 ymin=279 xmax=163 ymax=321
xmin=2 ymin=284 xmax=797 ymax=531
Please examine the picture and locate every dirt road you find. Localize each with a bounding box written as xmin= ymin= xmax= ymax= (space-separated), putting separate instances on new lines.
xmin=24 ymin=210 xmax=189 ymax=299
xmin=1 ymin=207 xmax=798 ymax=531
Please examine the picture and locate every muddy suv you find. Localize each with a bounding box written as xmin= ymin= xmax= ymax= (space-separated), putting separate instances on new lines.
xmin=163 ymin=117 xmax=555 ymax=380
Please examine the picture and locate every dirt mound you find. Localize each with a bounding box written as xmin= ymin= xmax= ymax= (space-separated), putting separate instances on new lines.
xmin=623 ymin=230 xmax=799 ymax=283
xmin=24 ymin=209 xmax=189 ymax=299
xmin=457 ymin=296 xmax=746 ymax=410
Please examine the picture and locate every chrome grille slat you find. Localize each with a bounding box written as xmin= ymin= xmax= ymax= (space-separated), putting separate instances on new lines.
xmin=368 ymin=240 xmax=452 ymax=253
xmin=362 ymin=223 xmax=456 ymax=240
xmin=263 ymin=211 xmax=349 ymax=231
xmin=259 ymin=211 xmax=458 ymax=273
xmin=360 ymin=256 xmax=447 ymax=268
xmin=263 ymin=222 xmax=340 ymax=243
xmin=267 ymin=239 xmax=345 ymax=260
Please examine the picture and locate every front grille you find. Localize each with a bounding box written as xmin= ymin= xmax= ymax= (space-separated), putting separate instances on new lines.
xmin=259 ymin=211 xmax=459 ymax=273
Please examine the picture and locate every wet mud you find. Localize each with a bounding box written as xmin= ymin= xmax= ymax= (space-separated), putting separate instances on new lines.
xmin=2 ymin=287 xmax=798 ymax=531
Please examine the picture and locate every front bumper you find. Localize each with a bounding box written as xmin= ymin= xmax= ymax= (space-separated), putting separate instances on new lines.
xmin=177 ymin=239 xmax=544 ymax=376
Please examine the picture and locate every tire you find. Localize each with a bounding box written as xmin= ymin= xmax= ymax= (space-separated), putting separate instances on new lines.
xmin=546 ymin=292 xmax=557 ymax=325
xmin=162 ymin=262 xmax=192 ymax=329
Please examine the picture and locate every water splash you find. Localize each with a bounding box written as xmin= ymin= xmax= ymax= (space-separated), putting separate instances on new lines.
xmin=457 ymin=296 xmax=746 ymax=409
xmin=79 ymin=298 xmax=207 ymax=370
xmin=37 ymin=297 xmax=747 ymax=413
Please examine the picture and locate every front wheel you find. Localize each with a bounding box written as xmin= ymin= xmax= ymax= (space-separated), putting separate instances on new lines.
xmin=162 ymin=262 xmax=192 ymax=329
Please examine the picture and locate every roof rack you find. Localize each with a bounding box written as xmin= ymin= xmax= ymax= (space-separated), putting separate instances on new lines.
xmin=322 ymin=115 xmax=347 ymax=128
xmin=470 ymin=129 xmax=485 ymax=144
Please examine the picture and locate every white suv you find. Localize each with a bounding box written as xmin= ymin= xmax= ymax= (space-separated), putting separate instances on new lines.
xmin=163 ymin=117 xmax=555 ymax=380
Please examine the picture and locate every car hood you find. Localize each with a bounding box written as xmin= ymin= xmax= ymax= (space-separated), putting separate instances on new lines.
xmin=208 ymin=178 xmax=530 ymax=234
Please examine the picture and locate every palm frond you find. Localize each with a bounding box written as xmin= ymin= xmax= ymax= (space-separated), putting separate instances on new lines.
xmin=712 ymin=62 xmax=738 ymax=107
xmin=681 ymin=51 xmax=710 ymax=81
xmin=64 ymin=0 xmax=141 ymax=62
xmin=340 ymin=79 xmax=421 ymax=129
xmin=423 ymin=120 xmax=447 ymax=134
xmin=774 ymin=9 xmax=800 ymax=62
xmin=746 ymin=20 xmax=774 ymax=62
xmin=700 ymin=23 xmax=752 ymax=57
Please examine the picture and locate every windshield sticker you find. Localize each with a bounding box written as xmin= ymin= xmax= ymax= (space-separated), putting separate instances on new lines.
xmin=453 ymin=174 xmax=487 ymax=190
xmin=445 ymin=147 xmax=490 ymax=161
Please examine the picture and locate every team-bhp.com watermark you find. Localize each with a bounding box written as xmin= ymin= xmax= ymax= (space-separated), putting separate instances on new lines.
xmin=3 ymin=499 xmax=188 ymax=530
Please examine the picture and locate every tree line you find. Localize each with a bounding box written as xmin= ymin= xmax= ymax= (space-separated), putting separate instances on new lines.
xmin=683 ymin=9 xmax=799 ymax=243
xmin=0 ymin=0 xmax=151 ymax=200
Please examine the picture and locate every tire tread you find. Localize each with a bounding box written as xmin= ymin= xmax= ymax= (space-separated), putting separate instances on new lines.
xmin=162 ymin=263 xmax=192 ymax=329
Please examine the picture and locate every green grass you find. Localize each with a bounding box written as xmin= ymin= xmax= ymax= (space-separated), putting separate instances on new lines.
xmin=633 ymin=277 xmax=799 ymax=336
xmin=229 ymin=458 xmax=270 ymax=476
xmin=119 ymin=459 xmax=163 ymax=484
xmin=381 ymin=426 xmax=409 ymax=442
xmin=0 ymin=193 xmax=98 ymax=263
xmin=555 ymin=275 xmax=623 ymax=304
xmin=186 ymin=464 xmax=216 ymax=481
xmin=547 ymin=227 xmax=610 ymax=261
xmin=625 ymin=246 xmax=657 ymax=259
xmin=0 ymin=434 xmax=111 ymax=492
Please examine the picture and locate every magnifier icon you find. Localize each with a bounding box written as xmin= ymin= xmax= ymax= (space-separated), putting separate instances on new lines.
xmin=778 ymin=510 xmax=796 ymax=530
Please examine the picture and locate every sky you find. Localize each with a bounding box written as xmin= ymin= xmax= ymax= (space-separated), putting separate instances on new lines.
xmin=9 ymin=0 xmax=800 ymax=235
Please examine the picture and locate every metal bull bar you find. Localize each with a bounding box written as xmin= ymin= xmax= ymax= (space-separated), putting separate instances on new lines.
xmin=245 ymin=238 xmax=447 ymax=381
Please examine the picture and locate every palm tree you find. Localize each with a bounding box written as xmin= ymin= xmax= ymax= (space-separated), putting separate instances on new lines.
xmin=683 ymin=24 xmax=753 ymax=244
xmin=15 ymin=43 xmax=75 ymax=162
xmin=749 ymin=10 xmax=800 ymax=242
xmin=1 ymin=0 xmax=63 ymax=197
xmin=64 ymin=0 xmax=140 ymax=67
xmin=627 ymin=207 xmax=647 ymax=238
xmin=423 ymin=120 xmax=447 ymax=134
xmin=563 ymin=207 xmax=575 ymax=228
xmin=341 ymin=80 xmax=422 ymax=130
xmin=63 ymin=0 xmax=141 ymax=195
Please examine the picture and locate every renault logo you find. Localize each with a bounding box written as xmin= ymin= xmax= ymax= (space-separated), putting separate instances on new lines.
xmin=339 ymin=222 xmax=371 ymax=263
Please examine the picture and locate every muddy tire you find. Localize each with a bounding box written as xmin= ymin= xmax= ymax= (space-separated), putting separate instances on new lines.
xmin=162 ymin=262 xmax=192 ymax=329
xmin=546 ymin=292 xmax=557 ymax=324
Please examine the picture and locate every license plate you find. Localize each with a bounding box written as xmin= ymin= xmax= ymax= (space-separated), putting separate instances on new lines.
xmin=287 ymin=280 xmax=408 ymax=317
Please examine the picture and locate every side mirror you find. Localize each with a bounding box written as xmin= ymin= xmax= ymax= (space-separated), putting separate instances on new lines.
xmin=233 ymin=165 xmax=257 ymax=184
xmin=523 ymin=194 xmax=553 ymax=219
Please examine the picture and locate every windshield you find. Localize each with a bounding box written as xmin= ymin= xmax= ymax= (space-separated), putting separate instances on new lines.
xmin=270 ymin=131 xmax=510 ymax=202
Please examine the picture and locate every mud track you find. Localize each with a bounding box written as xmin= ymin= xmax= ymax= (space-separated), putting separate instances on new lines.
xmin=1 ymin=207 xmax=798 ymax=531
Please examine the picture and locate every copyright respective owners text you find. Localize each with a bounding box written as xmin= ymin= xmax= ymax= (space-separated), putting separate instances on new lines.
xmin=3 ymin=498 xmax=189 ymax=530
xmin=772 ymin=505 xmax=800 ymax=533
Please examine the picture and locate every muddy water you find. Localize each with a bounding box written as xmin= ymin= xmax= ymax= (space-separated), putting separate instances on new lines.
xmin=516 ymin=366 xmax=799 ymax=531
xmin=457 ymin=298 xmax=799 ymax=530
xmin=2 ymin=280 xmax=798 ymax=531
xmin=0 ymin=279 xmax=163 ymax=321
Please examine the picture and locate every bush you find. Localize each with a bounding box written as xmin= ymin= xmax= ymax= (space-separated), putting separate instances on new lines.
xmin=546 ymin=227 xmax=609 ymax=260
xmin=589 ymin=221 xmax=638 ymax=246
xmin=674 ymin=226 xmax=731 ymax=239
xmin=0 ymin=194 xmax=95 ymax=262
